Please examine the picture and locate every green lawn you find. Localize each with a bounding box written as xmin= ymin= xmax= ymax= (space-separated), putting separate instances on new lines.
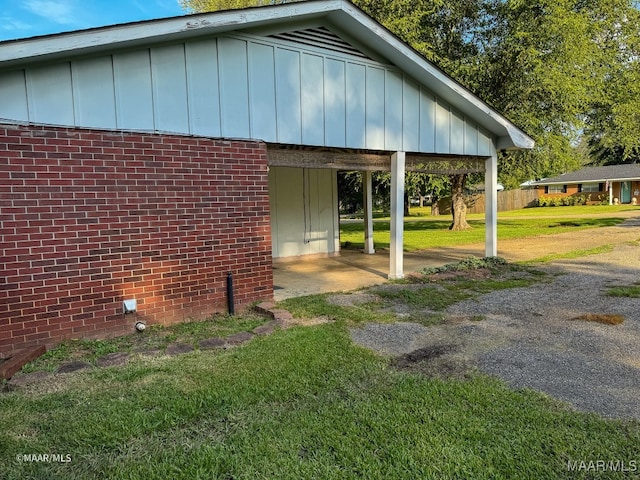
xmin=2 ymin=320 xmax=638 ymax=479
xmin=340 ymin=205 xmax=635 ymax=251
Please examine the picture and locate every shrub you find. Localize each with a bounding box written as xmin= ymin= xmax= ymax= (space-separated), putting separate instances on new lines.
xmin=537 ymin=196 xmax=551 ymax=207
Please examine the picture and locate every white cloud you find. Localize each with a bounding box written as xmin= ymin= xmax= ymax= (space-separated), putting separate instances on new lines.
xmin=23 ymin=0 xmax=77 ymax=25
xmin=0 ymin=17 xmax=33 ymax=32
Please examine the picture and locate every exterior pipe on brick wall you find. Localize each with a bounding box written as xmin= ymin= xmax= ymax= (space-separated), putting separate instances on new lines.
xmin=227 ymin=272 xmax=235 ymax=315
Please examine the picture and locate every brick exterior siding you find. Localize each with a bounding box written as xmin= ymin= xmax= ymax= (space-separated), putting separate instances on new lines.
xmin=0 ymin=124 xmax=273 ymax=356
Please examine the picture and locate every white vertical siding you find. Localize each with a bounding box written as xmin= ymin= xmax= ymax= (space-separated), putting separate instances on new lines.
xmin=185 ymin=39 xmax=221 ymax=137
xmin=464 ymin=121 xmax=479 ymax=155
xmin=0 ymin=32 xmax=496 ymax=156
xmin=275 ymin=48 xmax=302 ymax=144
xmin=113 ymin=50 xmax=154 ymax=130
xmin=450 ymin=111 xmax=465 ymax=155
xmin=301 ymin=53 xmax=325 ymax=145
xmin=151 ymin=44 xmax=189 ymax=133
xmin=435 ymin=99 xmax=450 ymax=153
xmin=324 ymin=58 xmax=346 ymax=147
xmin=385 ymin=70 xmax=403 ymax=151
xmin=72 ymin=57 xmax=116 ymax=129
xmin=26 ymin=63 xmax=74 ymax=125
xmin=0 ymin=70 xmax=28 ymax=122
xmin=479 ymin=129 xmax=493 ymax=156
xmin=419 ymin=89 xmax=436 ymax=152
xmin=248 ymin=42 xmax=277 ymax=141
xmin=345 ymin=62 xmax=366 ymax=148
xmin=218 ymin=37 xmax=250 ymax=138
xmin=365 ymin=66 xmax=385 ymax=150
xmin=402 ymin=79 xmax=420 ymax=152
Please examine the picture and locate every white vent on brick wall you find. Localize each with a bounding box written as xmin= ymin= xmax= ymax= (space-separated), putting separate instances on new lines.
xmin=269 ymin=27 xmax=372 ymax=60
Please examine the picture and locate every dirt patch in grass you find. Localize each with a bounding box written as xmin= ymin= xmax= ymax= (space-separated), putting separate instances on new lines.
xmin=391 ymin=344 xmax=475 ymax=380
xmin=326 ymin=293 xmax=381 ymax=307
xmin=570 ymin=313 xmax=625 ymax=325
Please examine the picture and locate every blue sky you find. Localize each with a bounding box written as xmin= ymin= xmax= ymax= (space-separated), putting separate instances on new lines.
xmin=0 ymin=0 xmax=187 ymax=41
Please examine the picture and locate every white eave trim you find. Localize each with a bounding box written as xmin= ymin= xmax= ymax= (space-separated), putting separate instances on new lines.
xmin=0 ymin=1 xmax=341 ymax=65
xmin=536 ymin=177 xmax=640 ymax=185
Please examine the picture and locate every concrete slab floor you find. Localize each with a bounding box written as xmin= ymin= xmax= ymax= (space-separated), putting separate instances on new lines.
xmin=273 ymin=247 xmax=484 ymax=301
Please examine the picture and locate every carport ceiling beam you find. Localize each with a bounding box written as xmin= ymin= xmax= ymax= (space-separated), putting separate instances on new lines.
xmin=267 ymin=147 xmax=488 ymax=174
xmin=267 ymin=148 xmax=389 ymax=171
xmin=406 ymin=156 xmax=487 ymax=175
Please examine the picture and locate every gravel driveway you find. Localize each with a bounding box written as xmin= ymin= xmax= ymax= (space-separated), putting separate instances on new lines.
xmin=351 ymin=218 xmax=640 ymax=420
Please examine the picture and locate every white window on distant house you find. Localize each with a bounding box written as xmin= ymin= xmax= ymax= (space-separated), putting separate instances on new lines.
xmin=547 ymin=184 xmax=566 ymax=193
xmin=581 ymin=183 xmax=600 ymax=192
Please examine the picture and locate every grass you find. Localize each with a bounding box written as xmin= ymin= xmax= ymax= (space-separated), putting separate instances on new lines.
xmin=372 ymin=204 xmax=639 ymax=220
xmin=522 ymin=244 xmax=615 ymax=264
xmin=492 ymin=204 xmax=639 ymax=217
xmin=21 ymin=314 xmax=267 ymax=373
xmin=607 ymin=285 xmax=640 ymax=298
xmin=373 ymin=285 xmax=473 ymax=311
xmin=340 ymin=215 xmax=626 ymax=251
xmin=278 ymin=294 xmax=396 ymax=325
xmin=2 ymin=320 xmax=639 ymax=479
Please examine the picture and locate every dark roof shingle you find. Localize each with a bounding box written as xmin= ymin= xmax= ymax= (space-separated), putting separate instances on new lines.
xmin=532 ymin=164 xmax=640 ymax=185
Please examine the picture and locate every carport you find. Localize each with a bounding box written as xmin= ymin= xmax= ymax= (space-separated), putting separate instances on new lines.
xmin=267 ymin=144 xmax=509 ymax=283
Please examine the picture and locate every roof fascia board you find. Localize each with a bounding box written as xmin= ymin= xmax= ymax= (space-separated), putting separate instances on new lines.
xmin=0 ymin=1 xmax=342 ymax=67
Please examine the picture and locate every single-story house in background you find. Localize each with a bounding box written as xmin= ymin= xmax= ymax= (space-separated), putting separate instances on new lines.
xmin=0 ymin=0 xmax=533 ymax=355
xmin=529 ymin=164 xmax=640 ymax=205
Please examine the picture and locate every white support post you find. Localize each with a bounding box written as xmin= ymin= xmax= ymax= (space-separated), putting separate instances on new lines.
xmin=485 ymin=152 xmax=498 ymax=257
xmin=609 ymin=182 xmax=613 ymax=205
xmin=389 ymin=152 xmax=405 ymax=279
xmin=363 ymin=171 xmax=375 ymax=254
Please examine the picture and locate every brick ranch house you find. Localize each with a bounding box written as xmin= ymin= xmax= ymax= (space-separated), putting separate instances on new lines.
xmin=529 ymin=164 xmax=640 ymax=205
xmin=0 ymin=0 xmax=533 ymax=356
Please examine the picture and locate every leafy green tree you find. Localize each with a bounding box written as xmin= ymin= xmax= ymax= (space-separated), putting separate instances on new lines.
xmin=585 ymin=2 xmax=640 ymax=164
xmin=180 ymin=0 xmax=298 ymax=12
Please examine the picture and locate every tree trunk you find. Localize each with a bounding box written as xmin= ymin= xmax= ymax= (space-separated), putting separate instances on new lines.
xmin=431 ymin=196 xmax=440 ymax=216
xmin=449 ymin=174 xmax=471 ymax=230
xmin=404 ymin=191 xmax=410 ymax=216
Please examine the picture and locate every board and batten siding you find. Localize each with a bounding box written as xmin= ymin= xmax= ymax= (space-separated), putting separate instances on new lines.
xmin=0 ymin=32 xmax=494 ymax=156
xmin=269 ymin=167 xmax=339 ymax=258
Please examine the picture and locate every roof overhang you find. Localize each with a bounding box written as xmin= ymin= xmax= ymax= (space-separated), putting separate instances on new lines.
xmin=0 ymin=0 xmax=533 ymax=151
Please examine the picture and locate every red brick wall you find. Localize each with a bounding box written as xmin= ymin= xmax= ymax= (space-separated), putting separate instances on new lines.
xmin=0 ymin=124 xmax=273 ymax=356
